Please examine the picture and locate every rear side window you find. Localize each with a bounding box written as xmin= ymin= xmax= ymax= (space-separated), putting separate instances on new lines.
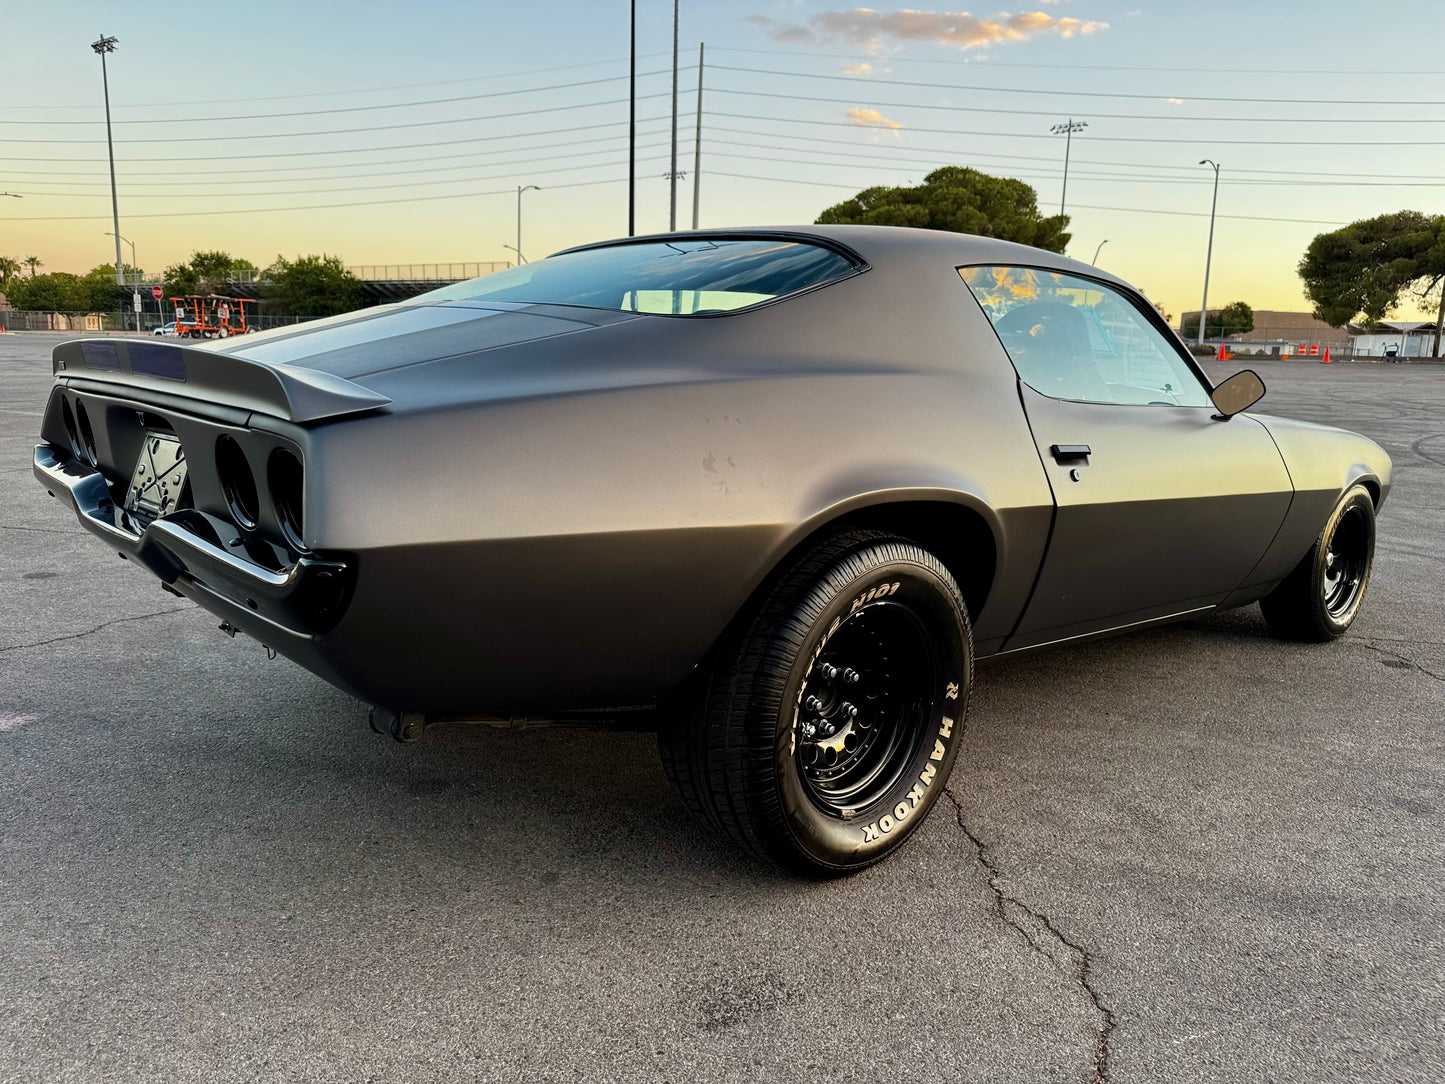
xmin=421 ymin=238 xmax=859 ymax=316
xmin=960 ymin=265 xmax=1212 ymax=408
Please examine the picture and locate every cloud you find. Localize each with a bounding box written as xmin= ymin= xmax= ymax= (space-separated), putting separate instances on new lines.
xmin=847 ymin=107 xmax=904 ymax=128
xmin=749 ymin=8 xmax=1109 ymax=51
xmin=841 ymin=62 xmax=874 ymax=75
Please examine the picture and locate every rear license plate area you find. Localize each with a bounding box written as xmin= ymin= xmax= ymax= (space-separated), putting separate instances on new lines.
xmin=126 ymin=432 xmax=189 ymax=518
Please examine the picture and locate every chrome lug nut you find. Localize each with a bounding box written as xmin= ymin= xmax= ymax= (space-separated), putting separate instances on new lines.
xmin=805 ymin=695 xmax=826 ymax=713
xmin=841 ymin=668 xmax=861 ymax=684
xmin=819 ymin=663 xmax=839 ymax=680
xmin=841 ymin=701 xmax=859 ymax=718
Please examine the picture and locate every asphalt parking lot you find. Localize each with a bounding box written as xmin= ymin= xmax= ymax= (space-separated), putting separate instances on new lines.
xmin=1 ymin=332 xmax=1441 ymax=1083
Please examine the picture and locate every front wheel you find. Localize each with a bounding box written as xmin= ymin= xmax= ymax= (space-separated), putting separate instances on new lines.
xmin=1260 ymin=483 xmax=1376 ymax=641
xmin=659 ymin=531 xmax=974 ymax=876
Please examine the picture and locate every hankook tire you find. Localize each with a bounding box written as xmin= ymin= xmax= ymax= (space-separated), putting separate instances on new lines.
xmin=1260 ymin=482 xmax=1376 ymax=641
xmin=660 ymin=530 xmax=973 ymax=876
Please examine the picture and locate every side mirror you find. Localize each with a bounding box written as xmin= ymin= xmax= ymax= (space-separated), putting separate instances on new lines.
xmin=1211 ymin=369 xmax=1265 ymax=419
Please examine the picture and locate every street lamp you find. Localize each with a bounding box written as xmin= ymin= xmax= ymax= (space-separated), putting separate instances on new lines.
xmin=90 ymin=36 xmax=123 ymax=290
xmin=502 ymin=244 xmax=525 ymax=267
xmin=104 ymin=231 xmax=136 ymax=281
xmin=1050 ymin=118 xmax=1087 ymax=217
xmin=515 ymin=185 xmax=539 ymax=266
xmin=0 ymin=193 xmax=22 ymax=199
xmin=1091 ymin=239 xmax=1109 ymax=266
xmin=628 ymin=0 xmax=636 ymax=236
xmin=1198 ymin=159 xmax=1221 ymax=346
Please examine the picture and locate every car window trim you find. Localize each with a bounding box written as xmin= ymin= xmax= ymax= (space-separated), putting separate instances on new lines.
xmin=537 ymin=231 xmax=871 ymax=320
xmin=957 ymin=261 xmax=1218 ymax=407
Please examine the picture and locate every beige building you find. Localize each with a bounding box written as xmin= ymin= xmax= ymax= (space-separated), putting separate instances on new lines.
xmin=1179 ymin=309 xmax=1352 ymax=345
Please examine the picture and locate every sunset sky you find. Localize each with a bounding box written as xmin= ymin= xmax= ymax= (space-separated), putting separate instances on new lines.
xmin=3 ymin=1 xmax=1442 ymax=322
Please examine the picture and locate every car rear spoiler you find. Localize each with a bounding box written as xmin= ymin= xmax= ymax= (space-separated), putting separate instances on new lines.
xmin=52 ymin=338 xmax=391 ymax=425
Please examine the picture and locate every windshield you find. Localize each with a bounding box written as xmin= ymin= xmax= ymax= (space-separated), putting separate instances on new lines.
xmin=417 ymin=238 xmax=858 ymax=315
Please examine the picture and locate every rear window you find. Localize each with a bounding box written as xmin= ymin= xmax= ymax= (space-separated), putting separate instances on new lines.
xmin=418 ymin=238 xmax=859 ymax=316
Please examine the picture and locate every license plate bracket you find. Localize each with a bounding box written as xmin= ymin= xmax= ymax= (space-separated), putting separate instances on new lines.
xmin=126 ymin=432 xmax=189 ymax=518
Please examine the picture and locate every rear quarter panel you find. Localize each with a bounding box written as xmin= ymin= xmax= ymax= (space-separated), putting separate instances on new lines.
xmin=302 ymin=268 xmax=1053 ymax=712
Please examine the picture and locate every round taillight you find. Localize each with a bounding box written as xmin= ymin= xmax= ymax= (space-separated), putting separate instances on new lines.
xmin=215 ymin=435 xmax=258 ymax=529
xmin=75 ymin=400 xmax=98 ymax=465
xmin=267 ymin=448 xmax=306 ymax=551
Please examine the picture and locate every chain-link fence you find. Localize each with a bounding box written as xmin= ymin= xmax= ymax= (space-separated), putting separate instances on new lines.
xmin=0 ymin=310 xmax=313 ymax=334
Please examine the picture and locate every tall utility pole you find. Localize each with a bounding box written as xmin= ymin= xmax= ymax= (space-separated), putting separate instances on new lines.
xmin=692 ymin=42 xmax=704 ymax=230
xmin=1198 ymin=159 xmax=1221 ymax=345
xmin=92 ymin=34 xmax=124 ymax=326
xmin=668 ymin=0 xmax=680 ymax=231
xmin=1050 ymin=118 xmax=1087 ymax=217
xmin=515 ymin=185 xmax=539 ymax=264
xmin=628 ymin=0 xmax=636 ymax=236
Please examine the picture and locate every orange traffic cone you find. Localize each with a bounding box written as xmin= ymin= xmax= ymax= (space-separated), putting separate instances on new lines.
xmin=1321 ymin=346 xmax=1332 ymax=364
xmin=1216 ymin=342 xmax=1229 ymax=360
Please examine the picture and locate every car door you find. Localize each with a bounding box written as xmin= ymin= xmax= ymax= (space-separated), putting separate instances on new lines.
xmin=960 ymin=265 xmax=1294 ymax=649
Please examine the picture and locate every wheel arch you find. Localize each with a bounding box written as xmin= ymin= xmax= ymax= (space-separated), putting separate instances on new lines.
xmin=762 ymin=491 xmax=1001 ymax=626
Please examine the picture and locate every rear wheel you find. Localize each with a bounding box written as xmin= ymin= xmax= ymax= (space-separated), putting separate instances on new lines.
xmin=659 ymin=530 xmax=973 ymax=876
xmin=1260 ymin=483 xmax=1376 ymax=641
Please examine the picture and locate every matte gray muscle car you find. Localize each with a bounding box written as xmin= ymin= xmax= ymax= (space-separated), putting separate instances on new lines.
xmin=34 ymin=226 xmax=1391 ymax=874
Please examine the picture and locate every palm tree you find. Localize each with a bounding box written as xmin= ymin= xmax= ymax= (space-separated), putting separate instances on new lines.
xmin=0 ymin=256 xmax=19 ymax=286
xmin=23 ymin=255 xmax=42 ymax=277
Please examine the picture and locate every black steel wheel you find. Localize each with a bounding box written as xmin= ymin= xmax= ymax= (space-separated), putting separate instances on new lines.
xmin=659 ymin=530 xmax=973 ymax=876
xmin=1260 ymin=483 xmax=1376 ymax=641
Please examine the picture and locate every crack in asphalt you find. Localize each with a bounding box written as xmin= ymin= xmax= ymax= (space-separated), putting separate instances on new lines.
xmin=0 ymin=607 xmax=189 ymax=656
xmin=943 ymin=787 xmax=1117 ymax=1084
xmin=1354 ymin=640 xmax=1445 ymax=684
xmin=0 ymin=523 xmax=74 ymax=535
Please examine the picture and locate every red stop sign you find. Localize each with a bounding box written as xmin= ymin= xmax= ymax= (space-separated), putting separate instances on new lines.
xmin=151 ymin=285 xmax=163 ymax=300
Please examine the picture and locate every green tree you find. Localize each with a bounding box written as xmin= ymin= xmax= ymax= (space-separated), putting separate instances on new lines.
xmin=23 ymin=255 xmax=42 ymax=277
xmin=1181 ymin=301 xmax=1254 ymax=339
xmin=260 ymin=254 xmax=363 ymax=317
xmin=1298 ymin=211 xmax=1445 ymax=357
xmin=816 ymin=166 xmax=1070 ymax=253
xmin=6 ymin=272 xmax=87 ymax=311
xmin=82 ymin=264 xmax=144 ymax=311
xmin=0 ymin=256 xmax=20 ymax=287
xmin=162 ymin=250 xmax=257 ymax=297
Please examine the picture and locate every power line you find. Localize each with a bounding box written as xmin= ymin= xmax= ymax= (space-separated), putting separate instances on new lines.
xmin=701 ymin=125 xmax=1445 ymax=181
xmin=705 ymin=169 xmax=1345 ymax=225
xmin=708 ymin=64 xmax=1445 ymax=106
xmin=703 ymin=138 xmax=1445 ymax=187
xmin=9 ymin=147 xmax=670 ymax=199
xmin=704 ymin=110 xmax=1445 ymax=146
xmin=0 ymin=116 xmax=673 ymax=163
xmin=4 ymin=52 xmax=672 ymax=111
xmin=705 ymin=84 xmax=1445 ymax=124
xmin=0 ymin=135 xmax=664 ymax=187
xmin=0 ymin=93 xmax=671 ymax=145
xmin=704 ymin=45 xmax=1420 ymax=78
xmin=0 ymin=70 xmax=673 ymax=126
xmin=0 ymin=171 xmax=658 ymax=222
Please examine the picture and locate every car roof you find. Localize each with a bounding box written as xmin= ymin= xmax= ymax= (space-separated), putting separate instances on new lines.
xmin=557 ymin=224 xmax=1137 ymax=296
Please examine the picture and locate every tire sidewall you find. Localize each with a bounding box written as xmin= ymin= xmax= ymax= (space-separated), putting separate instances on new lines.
xmin=1312 ymin=485 xmax=1376 ymax=635
xmin=770 ymin=549 xmax=971 ymax=870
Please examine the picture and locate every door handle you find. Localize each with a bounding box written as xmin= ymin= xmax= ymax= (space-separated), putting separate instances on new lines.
xmin=1050 ymin=444 xmax=1092 ymax=463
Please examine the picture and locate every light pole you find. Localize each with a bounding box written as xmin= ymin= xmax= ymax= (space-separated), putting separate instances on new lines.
xmin=502 ymin=245 xmax=525 ymax=267
xmin=1050 ymin=118 xmax=1087 ymax=217
xmin=669 ymin=0 xmax=680 ymax=231
xmin=628 ymin=0 xmax=636 ymax=236
xmin=515 ymin=185 xmax=539 ymax=265
xmin=1091 ymin=239 xmax=1109 ymax=266
xmin=692 ymin=42 xmax=704 ymax=230
xmin=1198 ymin=159 xmax=1221 ymax=346
xmin=105 ymin=231 xmax=141 ymax=328
xmin=91 ymin=34 xmax=127 ymax=329
xmin=0 ymin=193 xmax=22 ymax=199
